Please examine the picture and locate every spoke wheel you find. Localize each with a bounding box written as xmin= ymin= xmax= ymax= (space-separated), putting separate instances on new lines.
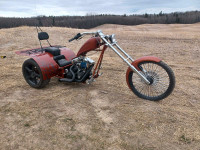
xmin=128 ymin=61 xmax=175 ymax=101
xmin=22 ymin=58 xmax=50 ymax=88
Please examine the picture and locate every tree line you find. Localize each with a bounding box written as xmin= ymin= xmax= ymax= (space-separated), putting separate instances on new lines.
xmin=0 ymin=11 xmax=200 ymax=29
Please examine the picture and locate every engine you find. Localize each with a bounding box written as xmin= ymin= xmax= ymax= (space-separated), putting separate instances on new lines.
xmin=64 ymin=57 xmax=95 ymax=82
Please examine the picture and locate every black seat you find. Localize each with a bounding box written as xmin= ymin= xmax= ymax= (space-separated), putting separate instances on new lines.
xmin=53 ymin=55 xmax=65 ymax=61
xmin=45 ymin=47 xmax=60 ymax=56
xmin=57 ymin=59 xmax=72 ymax=67
xmin=53 ymin=55 xmax=72 ymax=67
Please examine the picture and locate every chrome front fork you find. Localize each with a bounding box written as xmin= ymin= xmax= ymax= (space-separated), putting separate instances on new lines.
xmin=100 ymin=36 xmax=150 ymax=85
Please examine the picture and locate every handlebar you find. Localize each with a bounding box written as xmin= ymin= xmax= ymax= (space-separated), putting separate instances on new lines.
xmin=69 ymin=33 xmax=82 ymax=42
xmin=68 ymin=30 xmax=116 ymax=44
xmin=69 ymin=31 xmax=99 ymax=42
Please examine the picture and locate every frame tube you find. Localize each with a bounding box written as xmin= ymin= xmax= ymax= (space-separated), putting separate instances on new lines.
xmin=100 ymin=36 xmax=150 ymax=84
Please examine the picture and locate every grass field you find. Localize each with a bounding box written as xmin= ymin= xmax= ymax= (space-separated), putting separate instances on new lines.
xmin=0 ymin=23 xmax=200 ymax=150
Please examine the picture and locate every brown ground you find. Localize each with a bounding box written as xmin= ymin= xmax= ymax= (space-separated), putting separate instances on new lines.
xmin=0 ymin=23 xmax=200 ymax=150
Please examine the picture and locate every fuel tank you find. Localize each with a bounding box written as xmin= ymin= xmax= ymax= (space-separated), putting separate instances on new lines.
xmin=77 ymin=37 xmax=101 ymax=56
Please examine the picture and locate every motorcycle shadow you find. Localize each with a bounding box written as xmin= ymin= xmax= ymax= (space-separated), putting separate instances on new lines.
xmin=45 ymin=78 xmax=95 ymax=90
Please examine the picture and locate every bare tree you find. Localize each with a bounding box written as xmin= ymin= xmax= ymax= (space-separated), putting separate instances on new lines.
xmin=0 ymin=11 xmax=200 ymax=29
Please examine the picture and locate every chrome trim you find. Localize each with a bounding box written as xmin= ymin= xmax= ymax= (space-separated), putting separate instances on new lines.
xmin=85 ymin=57 xmax=95 ymax=64
xmin=115 ymin=44 xmax=134 ymax=62
xmin=81 ymin=31 xmax=98 ymax=36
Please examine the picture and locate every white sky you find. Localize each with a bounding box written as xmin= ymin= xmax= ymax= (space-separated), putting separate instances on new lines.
xmin=0 ymin=0 xmax=199 ymax=17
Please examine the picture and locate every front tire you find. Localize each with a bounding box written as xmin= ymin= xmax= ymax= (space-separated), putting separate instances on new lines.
xmin=22 ymin=58 xmax=50 ymax=88
xmin=128 ymin=61 xmax=175 ymax=101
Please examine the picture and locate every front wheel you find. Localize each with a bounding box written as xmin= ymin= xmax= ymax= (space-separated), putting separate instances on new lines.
xmin=128 ymin=61 xmax=175 ymax=101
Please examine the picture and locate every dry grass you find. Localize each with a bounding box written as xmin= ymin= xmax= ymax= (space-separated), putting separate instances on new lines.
xmin=0 ymin=23 xmax=200 ymax=150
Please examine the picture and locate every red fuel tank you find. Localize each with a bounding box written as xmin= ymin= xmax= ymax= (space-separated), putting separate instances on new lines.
xmin=77 ymin=37 xmax=101 ymax=56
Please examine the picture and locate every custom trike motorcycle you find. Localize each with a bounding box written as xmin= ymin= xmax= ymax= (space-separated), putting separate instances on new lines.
xmin=16 ymin=28 xmax=175 ymax=101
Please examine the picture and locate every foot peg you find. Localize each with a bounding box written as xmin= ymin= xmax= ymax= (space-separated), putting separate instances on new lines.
xmin=86 ymin=77 xmax=95 ymax=84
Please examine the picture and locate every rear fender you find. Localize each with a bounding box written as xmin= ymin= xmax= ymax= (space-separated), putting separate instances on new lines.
xmin=32 ymin=53 xmax=59 ymax=80
xmin=32 ymin=48 xmax=76 ymax=80
xmin=60 ymin=47 xmax=76 ymax=61
xmin=126 ymin=56 xmax=161 ymax=89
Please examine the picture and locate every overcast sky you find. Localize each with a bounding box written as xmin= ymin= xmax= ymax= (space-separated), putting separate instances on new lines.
xmin=0 ymin=0 xmax=199 ymax=17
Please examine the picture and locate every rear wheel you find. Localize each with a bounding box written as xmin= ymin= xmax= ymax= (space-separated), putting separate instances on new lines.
xmin=128 ymin=61 xmax=175 ymax=101
xmin=22 ymin=58 xmax=50 ymax=88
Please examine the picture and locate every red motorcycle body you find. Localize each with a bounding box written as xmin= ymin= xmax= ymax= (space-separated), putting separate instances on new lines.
xmin=16 ymin=37 xmax=101 ymax=80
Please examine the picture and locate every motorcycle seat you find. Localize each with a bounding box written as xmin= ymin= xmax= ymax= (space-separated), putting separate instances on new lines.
xmin=57 ymin=59 xmax=72 ymax=67
xmin=53 ymin=55 xmax=72 ymax=67
xmin=45 ymin=47 xmax=60 ymax=56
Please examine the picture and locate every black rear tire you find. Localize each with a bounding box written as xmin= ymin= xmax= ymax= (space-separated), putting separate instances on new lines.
xmin=128 ymin=61 xmax=175 ymax=101
xmin=22 ymin=58 xmax=50 ymax=88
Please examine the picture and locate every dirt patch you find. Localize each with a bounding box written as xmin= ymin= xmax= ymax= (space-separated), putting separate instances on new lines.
xmin=90 ymin=90 xmax=115 ymax=124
